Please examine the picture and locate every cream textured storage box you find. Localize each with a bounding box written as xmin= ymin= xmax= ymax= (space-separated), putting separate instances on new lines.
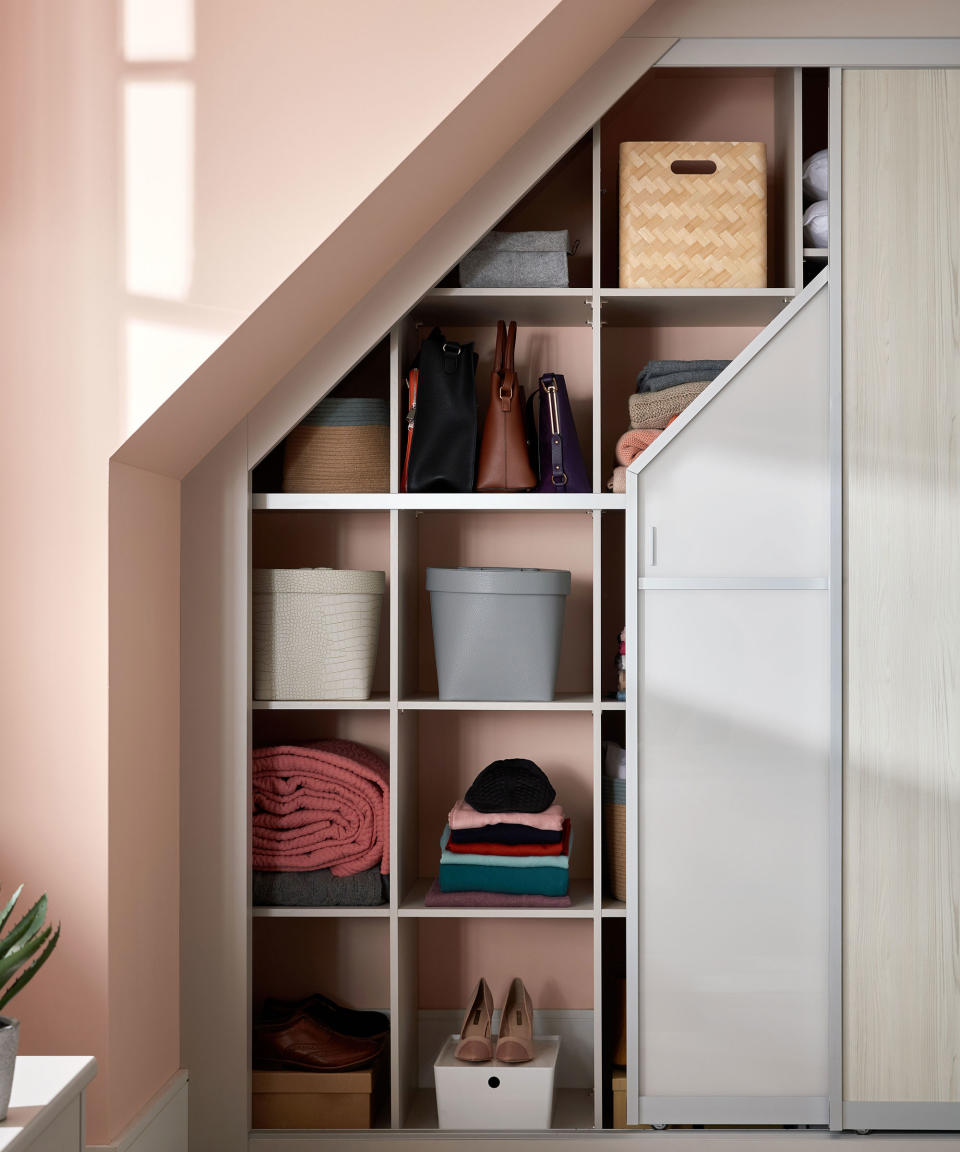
xmin=253 ymin=568 xmax=385 ymax=700
xmin=433 ymin=1034 xmax=559 ymax=1130
xmin=619 ymin=140 xmax=767 ymax=288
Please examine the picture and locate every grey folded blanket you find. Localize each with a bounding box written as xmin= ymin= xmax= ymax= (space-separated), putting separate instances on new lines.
xmin=253 ymin=866 xmax=388 ymax=908
xmin=636 ymin=359 xmax=730 ymax=393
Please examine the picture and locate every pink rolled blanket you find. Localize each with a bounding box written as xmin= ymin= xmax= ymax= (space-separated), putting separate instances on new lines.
xmin=615 ymin=427 xmax=661 ymax=466
xmin=448 ymin=799 xmax=566 ymax=832
xmin=253 ymin=740 xmax=389 ymax=875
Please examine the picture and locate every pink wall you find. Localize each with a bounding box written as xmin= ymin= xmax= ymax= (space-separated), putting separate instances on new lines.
xmin=2 ymin=0 xmax=612 ymax=1141
xmin=107 ymin=462 xmax=181 ymax=1135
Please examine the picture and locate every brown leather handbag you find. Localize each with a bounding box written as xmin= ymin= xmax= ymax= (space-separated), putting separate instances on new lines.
xmin=476 ymin=320 xmax=537 ymax=492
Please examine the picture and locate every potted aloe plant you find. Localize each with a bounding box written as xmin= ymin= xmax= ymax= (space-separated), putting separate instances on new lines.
xmin=0 ymin=886 xmax=60 ymax=1121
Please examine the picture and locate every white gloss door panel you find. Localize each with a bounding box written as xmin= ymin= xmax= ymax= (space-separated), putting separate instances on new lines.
xmin=638 ymin=283 xmax=829 ymax=580
xmin=637 ymin=589 xmax=829 ymax=1106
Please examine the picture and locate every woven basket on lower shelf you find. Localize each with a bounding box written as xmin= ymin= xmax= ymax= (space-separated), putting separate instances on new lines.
xmin=602 ymin=775 xmax=626 ymax=902
xmin=619 ymin=140 xmax=767 ymax=288
xmin=253 ymin=568 xmax=385 ymax=700
xmin=282 ymin=396 xmax=389 ymax=493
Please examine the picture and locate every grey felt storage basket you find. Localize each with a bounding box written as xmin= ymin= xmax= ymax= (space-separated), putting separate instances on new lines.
xmin=253 ymin=568 xmax=385 ymax=700
xmin=426 ymin=566 xmax=571 ymax=701
xmin=458 ymin=230 xmax=570 ymax=288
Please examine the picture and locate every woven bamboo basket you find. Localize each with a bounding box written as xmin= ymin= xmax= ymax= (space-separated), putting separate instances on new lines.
xmin=619 ymin=140 xmax=767 ymax=288
xmin=253 ymin=568 xmax=385 ymax=701
xmin=282 ymin=397 xmax=389 ymax=493
xmin=602 ymin=776 xmax=627 ymax=903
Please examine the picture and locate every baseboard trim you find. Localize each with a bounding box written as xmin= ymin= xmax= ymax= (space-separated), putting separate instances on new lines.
xmin=637 ymin=1095 xmax=828 ymax=1126
xmin=843 ymin=1102 xmax=960 ymax=1132
xmin=87 ymin=1069 xmax=188 ymax=1152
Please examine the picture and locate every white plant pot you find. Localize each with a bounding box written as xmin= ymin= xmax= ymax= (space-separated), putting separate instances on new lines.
xmin=0 ymin=1015 xmax=19 ymax=1121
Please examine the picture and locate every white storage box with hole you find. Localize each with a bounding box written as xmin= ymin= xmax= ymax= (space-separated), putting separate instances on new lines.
xmin=253 ymin=568 xmax=385 ymax=700
xmin=433 ymin=1034 xmax=559 ymax=1130
xmin=426 ymin=567 xmax=571 ymax=701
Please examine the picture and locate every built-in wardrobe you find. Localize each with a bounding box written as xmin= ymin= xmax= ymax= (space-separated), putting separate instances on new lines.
xmin=180 ymin=45 xmax=960 ymax=1150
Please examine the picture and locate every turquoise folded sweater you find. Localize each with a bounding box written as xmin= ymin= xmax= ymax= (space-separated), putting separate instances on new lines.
xmin=439 ymin=825 xmax=572 ymax=869
xmin=438 ymin=860 xmax=569 ymax=896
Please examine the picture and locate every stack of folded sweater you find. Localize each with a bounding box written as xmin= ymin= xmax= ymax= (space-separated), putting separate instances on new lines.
xmin=607 ymin=359 xmax=730 ymax=492
xmin=425 ymin=758 xmax=572 ymax=908
xmin=252 ymin=739 xmax=389 ymax=908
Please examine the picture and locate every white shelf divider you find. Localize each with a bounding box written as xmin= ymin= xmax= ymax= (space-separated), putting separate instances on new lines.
xmin=253 ymin=492 xmax=626 ymax=512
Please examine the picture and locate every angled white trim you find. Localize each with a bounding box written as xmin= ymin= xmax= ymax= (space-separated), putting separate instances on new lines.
xmin=656 ymin=38 xmax=960 ymax=68
xmin=626 ymin=267 xmax=829 ymax=478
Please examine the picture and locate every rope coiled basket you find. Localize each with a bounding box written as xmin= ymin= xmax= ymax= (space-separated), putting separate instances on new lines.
xmin=253 ymin=568 xmax=385 ymax=700
xmin=602 ymin=775 xmax=626 ymax=903
xmin=282 ymin=397 xmax=390 ymax=493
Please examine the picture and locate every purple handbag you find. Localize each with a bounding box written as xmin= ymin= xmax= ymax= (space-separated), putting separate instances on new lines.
xmin=536 ymin=373 xmax=590 ymax=493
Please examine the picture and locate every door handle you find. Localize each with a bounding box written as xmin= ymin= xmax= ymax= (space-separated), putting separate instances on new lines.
xmin=645 ymin=525 xmax=657 ymax=567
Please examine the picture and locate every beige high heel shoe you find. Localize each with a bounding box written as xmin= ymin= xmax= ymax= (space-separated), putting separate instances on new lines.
xmin=495 ymin=977 xmax=534 ymax=1063
xmin=455 ymin=977 xmax=494 ymax=1062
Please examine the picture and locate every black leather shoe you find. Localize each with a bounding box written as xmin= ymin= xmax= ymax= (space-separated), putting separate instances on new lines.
xmin=260 ymin=992 xmax=389 ymax=1038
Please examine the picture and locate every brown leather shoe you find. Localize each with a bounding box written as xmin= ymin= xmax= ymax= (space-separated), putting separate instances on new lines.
xmin=254 ymin=1009 xmax=385 ymax=1072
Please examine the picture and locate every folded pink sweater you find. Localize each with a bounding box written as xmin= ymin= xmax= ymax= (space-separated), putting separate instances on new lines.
xmin=448 ymin=799 xmax=566 ymax=832
xmin=615 ymin=427 xmax=661 ymax=466
xmin=253 ymin=740 xmax=389 ymax=875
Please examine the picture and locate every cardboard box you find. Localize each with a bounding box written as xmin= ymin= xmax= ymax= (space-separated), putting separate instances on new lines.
xmin=252 ymin=1057 xmax=384 ymax=1130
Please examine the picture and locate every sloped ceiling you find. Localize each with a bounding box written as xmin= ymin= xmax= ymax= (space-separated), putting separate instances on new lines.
xmin=113 ymin=0 xmax=664 ymax=478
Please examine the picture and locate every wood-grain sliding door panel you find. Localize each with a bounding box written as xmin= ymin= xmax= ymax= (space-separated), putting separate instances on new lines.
xmin=843 ymin=69 xmax=960 ymax=1105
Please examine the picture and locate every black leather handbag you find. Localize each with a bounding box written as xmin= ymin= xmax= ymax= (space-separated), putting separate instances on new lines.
xmin=402 ymin=327 xmax=478 ymax=492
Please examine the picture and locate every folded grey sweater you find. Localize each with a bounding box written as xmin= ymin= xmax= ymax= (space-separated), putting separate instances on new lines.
xmin=253 ymin=866 xmax=387 ymax=907
xmin=636 ymin=359 xmax=730 ymax=393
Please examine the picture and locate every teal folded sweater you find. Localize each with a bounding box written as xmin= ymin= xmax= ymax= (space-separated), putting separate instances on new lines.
xmin=439 ymin=825 xmax=572 ymax=869
xmin=438 ymin=858 xmax=569 ymax=896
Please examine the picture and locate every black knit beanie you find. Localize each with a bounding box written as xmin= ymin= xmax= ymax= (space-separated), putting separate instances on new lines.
xmin=464 ymin=758 xmax=556 ymax=814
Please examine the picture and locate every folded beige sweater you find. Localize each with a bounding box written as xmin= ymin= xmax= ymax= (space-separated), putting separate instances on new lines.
xmin=629 ymin=379 xmax=709 ymax=430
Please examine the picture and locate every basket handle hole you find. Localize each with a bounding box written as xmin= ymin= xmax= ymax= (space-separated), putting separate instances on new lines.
xmin=488 ymin=1076 xmax=501 ymax=1089
xmin=671 ymin=159 xmax=716 ymax=175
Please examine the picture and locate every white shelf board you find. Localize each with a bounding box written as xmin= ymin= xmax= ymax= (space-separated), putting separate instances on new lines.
xmin=601 ymin=896 xmax=627 ymax=918
xmin=251 ymin=905 xmax=390 ymax=918
xmin=600 ymin=698 xmax=626 ymax=711
xmin=599 ymin=287 xmax=796 ymax=327
xmin=398 ymin=693 xmax=594 ymax=712
xmin=803 ymin=247 xmax=829 ymax=258
xmin=415 ymin=287 xmax=592 ymax=328
xmin=251 ymin=693 xmax=390 ymax=710
xmin=403 ymin=1086 xmax=596 ymax=1131
xmin=253 ymin=492 xmax=626 ymax=512
xmin=399 ymin=877 xmax=594 ymax=918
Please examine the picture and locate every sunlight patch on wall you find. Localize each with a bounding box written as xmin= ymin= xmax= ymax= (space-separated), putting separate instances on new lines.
xmin=123 ymin=0 xmax=194 ymax=61
xmin=124 ymin=81 xmax=194 ymax=301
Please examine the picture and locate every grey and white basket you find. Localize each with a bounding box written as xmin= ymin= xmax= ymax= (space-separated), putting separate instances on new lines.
xmin=253 ymin=568 xmax=385 ymax=700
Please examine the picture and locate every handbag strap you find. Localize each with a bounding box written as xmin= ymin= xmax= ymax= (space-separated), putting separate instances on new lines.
xmin=539 ymin=373 xmax=568 ymax=489
xmin=504 ymin=321 xmax=517 ymax=373
xmin=493 ymin=321 xmax=506 ymax=376
xmin=494 ymin=320 xmax=519 ymax=412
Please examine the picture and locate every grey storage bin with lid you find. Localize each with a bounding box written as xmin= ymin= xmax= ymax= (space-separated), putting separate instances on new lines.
xmin=426 ymin=567 xmax=571 ymax=701
xmin=254 ymin=568 xmax=385 ymax=700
